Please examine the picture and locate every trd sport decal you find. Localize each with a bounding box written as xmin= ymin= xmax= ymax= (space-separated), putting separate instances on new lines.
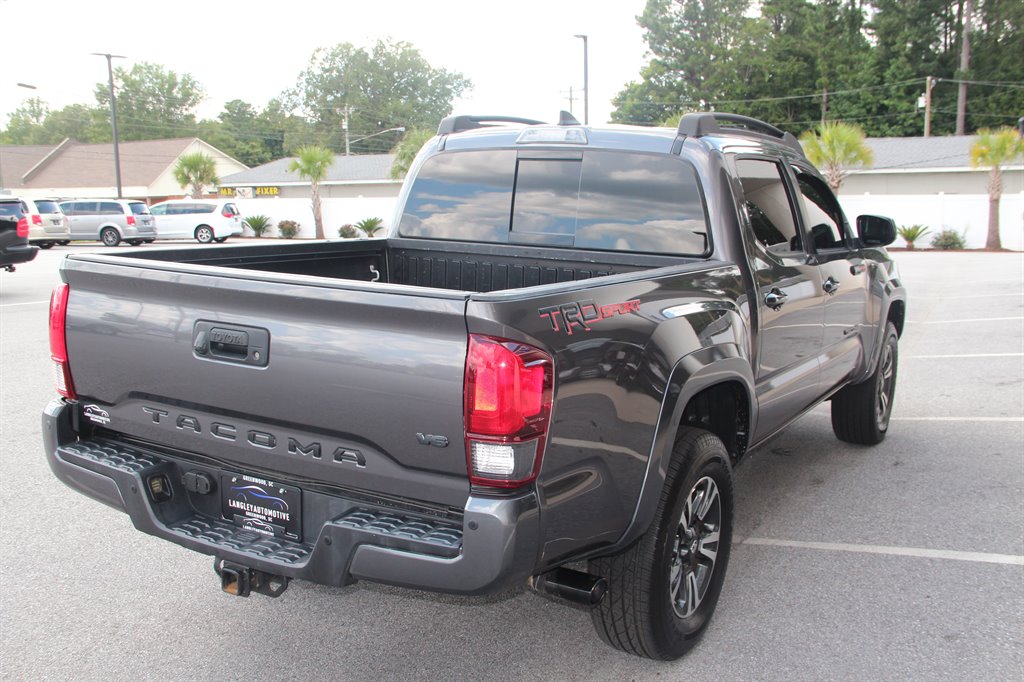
xmin=538 ymin=299 xmax=641 ymax=335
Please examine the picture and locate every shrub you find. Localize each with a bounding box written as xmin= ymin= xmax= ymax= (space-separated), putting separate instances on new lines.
xmin=277 ymin=220 xmax=301 ymax=239
xmin=930 ymin=229 xmax=967 ymax=250
xmin=338 ymin=224 xmax=359 ymax=239
xmin=244 ymin=215 xmax=272 ymax=238
xmin=355 ymin=217 xmax=384 ymax=238
xmin=896 ymin=224 xmax=930 ymax=250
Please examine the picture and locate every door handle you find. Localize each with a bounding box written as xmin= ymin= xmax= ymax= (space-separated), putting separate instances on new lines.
xmin=823 ymin=277 xmax=841 ymax=294
xmin=765 ymin=288 xmax=789 ymax=310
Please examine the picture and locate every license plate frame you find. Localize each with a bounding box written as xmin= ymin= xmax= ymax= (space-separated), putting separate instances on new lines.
xmin=221 ymin=473 xmax=302 ymax=541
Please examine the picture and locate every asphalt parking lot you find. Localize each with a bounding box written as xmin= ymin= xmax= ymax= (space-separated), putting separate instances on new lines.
xmin=1 ymin=244 xmax=1022 ymax=680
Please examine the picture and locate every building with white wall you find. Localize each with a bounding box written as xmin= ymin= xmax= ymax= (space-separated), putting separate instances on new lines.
xmin=838 ymin=135 xmax=1023 ymax=250
xmin=218 ymin=154 xmax=402 ymax=238
xmin=0 ymin=138 xmax=247 ymax=201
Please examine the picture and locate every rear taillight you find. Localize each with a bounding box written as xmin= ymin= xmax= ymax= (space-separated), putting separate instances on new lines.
xmin=222 ymin=209 xmax=232 ymax=218
xmin=32 ymin=214 xmax=42 ymax=225
xmin=49 ymin=283 xmax=76 ymax=398
xmin=464 ymin=335 xmax=553 ymax=488
xmin=16 ymin=217 xmax=29 ymax=238
xmin=126 ymin=214 xmax=136 ymax=226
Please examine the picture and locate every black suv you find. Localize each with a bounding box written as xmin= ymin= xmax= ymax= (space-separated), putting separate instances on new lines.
xmin=0 ymin=197 xmax=39 ymax=272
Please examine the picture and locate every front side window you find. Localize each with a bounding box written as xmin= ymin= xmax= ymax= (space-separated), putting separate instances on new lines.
xmin=794 ymin=171 xmax=848 ymax=251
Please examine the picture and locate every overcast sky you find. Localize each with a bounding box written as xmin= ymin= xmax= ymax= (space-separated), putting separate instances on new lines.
xmin=1 ymin=0 xmax=650 ymax=132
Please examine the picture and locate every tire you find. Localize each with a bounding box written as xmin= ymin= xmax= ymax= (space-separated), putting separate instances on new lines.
xmin=143 ymin=239 xmax=155 ymax=244
xmin=100 ymin=228 xmax=121 ymax=247
xmin=590 ymin=427 xmax=734 ymax=660
xmin=195 ymin=226 xmax=214 ymax=243
xmin=831 ymin=321 xmax=899 ymax=445
xmin=127 ymin=240 xmax=142 ymax=246
xmin=213 ymin=237 xmax=227 ymax=243
xmin=58 ymin=241 xmax=70 ymax=246
xmin=37 ymin=242 xmax=55 ymax=249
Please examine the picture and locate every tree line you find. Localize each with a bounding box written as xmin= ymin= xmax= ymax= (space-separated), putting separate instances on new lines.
xmin=1 ymin=39 xmax=470 ymax=167
xmin=612 ymin=0 xmax=1022 ymax=136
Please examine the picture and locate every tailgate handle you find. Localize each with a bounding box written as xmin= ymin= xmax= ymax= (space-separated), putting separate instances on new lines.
xmin=193 ymin=321 xmax=270 ymax=367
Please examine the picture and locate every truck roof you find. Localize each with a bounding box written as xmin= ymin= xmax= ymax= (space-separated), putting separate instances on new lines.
xmin=435 ymin=111 xmax=807 ymax=160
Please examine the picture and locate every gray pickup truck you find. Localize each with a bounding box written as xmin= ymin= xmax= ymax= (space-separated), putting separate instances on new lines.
xmin=43 ymin=112 xmax=905 ymax=660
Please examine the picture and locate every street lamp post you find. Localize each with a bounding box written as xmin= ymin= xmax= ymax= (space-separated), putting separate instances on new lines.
xmin=91 ymin=53 xmax=126 ymax=198
xmin=573 ymin=34 xmax=589 ymax=125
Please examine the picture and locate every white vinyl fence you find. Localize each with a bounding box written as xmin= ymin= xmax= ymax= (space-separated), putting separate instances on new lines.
xmin=838 ymin=192 xmax=1024 ymax=250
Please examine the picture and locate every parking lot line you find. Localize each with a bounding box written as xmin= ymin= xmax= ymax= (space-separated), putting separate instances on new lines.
xmin=905 ymin=353 xmax=1024 ymax=359
xmin=891 ymin=416 xmax=1023 ymax=422
xmin=739 ymin=537 xmax=1024 ymax=566
xmin=907 ymin=316 xmax=1024 ymax=324
xmin=0 ymin=300 xmax=50 ymax=308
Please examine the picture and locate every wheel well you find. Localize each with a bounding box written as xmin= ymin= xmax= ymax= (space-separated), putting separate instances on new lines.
xmin=887 ymin=300 xmax=906 ymax=337
xmin=680 ymin=381 xmax=750 ymax=463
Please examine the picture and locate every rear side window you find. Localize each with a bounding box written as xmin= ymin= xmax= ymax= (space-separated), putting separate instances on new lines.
xmin=128 ymin=202 xmax=150 ymax=215
xmin=34 ymin=200 xmax=61 ymax=214
xmin=223 ymin=203 xmax=239 ymax=216
xmin=400 ymin=150 xmax=709 ymax=256
xmin=99 ymin=202 xmax=123 ymax=215
xmin=193 ymin=204 xmax=216 ymax=214
xmin=734 ymin=159 xmax=802 ymax=254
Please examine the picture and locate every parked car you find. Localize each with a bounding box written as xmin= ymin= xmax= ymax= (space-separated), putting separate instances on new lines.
xmin=22 ymin=197 xmax=71 ymax=249
xmin=149 ymin=199 xmax=244 ymax=243
xmin=59 ymin=199 xmax=156 ymax=247
xmin=0 ymin=197 xmax=38 ymax=271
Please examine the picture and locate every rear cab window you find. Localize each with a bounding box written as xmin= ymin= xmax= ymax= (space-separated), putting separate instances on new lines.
xmin=0 ymin=201 xmax=22 ymax=218
xmin=128 ymin=202 xmax=151 ymax=215
xmin=399 ymin=149 xmax=710 ymax=256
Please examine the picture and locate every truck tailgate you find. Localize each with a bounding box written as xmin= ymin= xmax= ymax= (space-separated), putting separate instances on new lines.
xmin=61 ymin=257 xmax=471 ymax=508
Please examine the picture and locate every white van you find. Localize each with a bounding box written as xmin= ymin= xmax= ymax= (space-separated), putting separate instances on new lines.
xmin=149 ymin=199 xmax=244 ymax=243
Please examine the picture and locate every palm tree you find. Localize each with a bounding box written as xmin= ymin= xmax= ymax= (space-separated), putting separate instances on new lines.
xmin=173 ymin=152 xmax=218 ymax=198
xmin=288 ymin=145 xmax=335 ymax=239
xmin=970 ymin=127 xmax=1024 ymax=250
xmin=799 ymin=121 xmax=873 ymax=193
xmin=390 ymin=129 xmax=435 ymax=180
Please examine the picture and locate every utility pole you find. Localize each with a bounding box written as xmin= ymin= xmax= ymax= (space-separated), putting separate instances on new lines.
xmin=956 ymin=0 xmax=972 ymax=135
xmin=343 ymin=106 xmax=351 ymax=156
xmin=564 ymin=86 xmax=578 ymax=115
xmin=92 ymin=53 xmax=125 ymax=198
xmin=821 ymin=87 xmax=828 ymax=126
xmin=924 ymin=76 xmax=935 ymax=137
xmin=573 ymin=34 xmax=589 ymax=125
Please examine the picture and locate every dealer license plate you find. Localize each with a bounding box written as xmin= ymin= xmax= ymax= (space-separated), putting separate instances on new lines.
xmin=221 ymin=473 xmax=301 ymax=541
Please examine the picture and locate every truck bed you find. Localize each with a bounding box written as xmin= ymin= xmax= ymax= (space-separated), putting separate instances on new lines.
xmin=111 ymin=238 xmax=693 ymax=293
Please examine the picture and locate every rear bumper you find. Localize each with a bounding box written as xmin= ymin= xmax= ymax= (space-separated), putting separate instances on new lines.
xmin=1 ymin=243 xmax=38 ymax=266
xmin=42 ymin=399 xmax=540 ymax=595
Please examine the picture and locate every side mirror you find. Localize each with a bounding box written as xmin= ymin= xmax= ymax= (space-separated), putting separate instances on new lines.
xmin=857 ymin=214 xmax=897 ymax=247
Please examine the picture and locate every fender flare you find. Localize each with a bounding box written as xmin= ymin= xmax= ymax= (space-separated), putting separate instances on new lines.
xmin=611 ymin=344 xmax=756 ymax=551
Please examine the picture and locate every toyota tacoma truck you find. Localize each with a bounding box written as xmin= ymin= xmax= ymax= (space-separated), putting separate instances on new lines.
xmin=42 ymin=112 xmax=905 ymax=660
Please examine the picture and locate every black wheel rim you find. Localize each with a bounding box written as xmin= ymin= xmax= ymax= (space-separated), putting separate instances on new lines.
xmin=670 ymin=476 xmax=721 ymax=618
xmin=876 ymin=340 xmax=896 ymax=430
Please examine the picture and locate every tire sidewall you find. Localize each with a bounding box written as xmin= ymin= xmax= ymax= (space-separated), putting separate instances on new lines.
xmin=196 ymin=226 xmax=214 ymax=243
xmin=874 ymin=324 xmax=899 ymax=434
xmin=649 ymin=435 xmax=734 ymax=657
xmin=101 ymin=228 xmax=120 ymax=246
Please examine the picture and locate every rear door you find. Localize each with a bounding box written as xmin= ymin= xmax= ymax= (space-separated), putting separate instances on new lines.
xmin=61 ymin=258 xmax=473 ymax=507
xmin=733 ymin=158 xmax=825 ymax=441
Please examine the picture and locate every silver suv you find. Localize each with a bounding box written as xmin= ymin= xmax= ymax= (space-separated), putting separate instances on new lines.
xmin=59 ymin=199 xmax=157 ymax=247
